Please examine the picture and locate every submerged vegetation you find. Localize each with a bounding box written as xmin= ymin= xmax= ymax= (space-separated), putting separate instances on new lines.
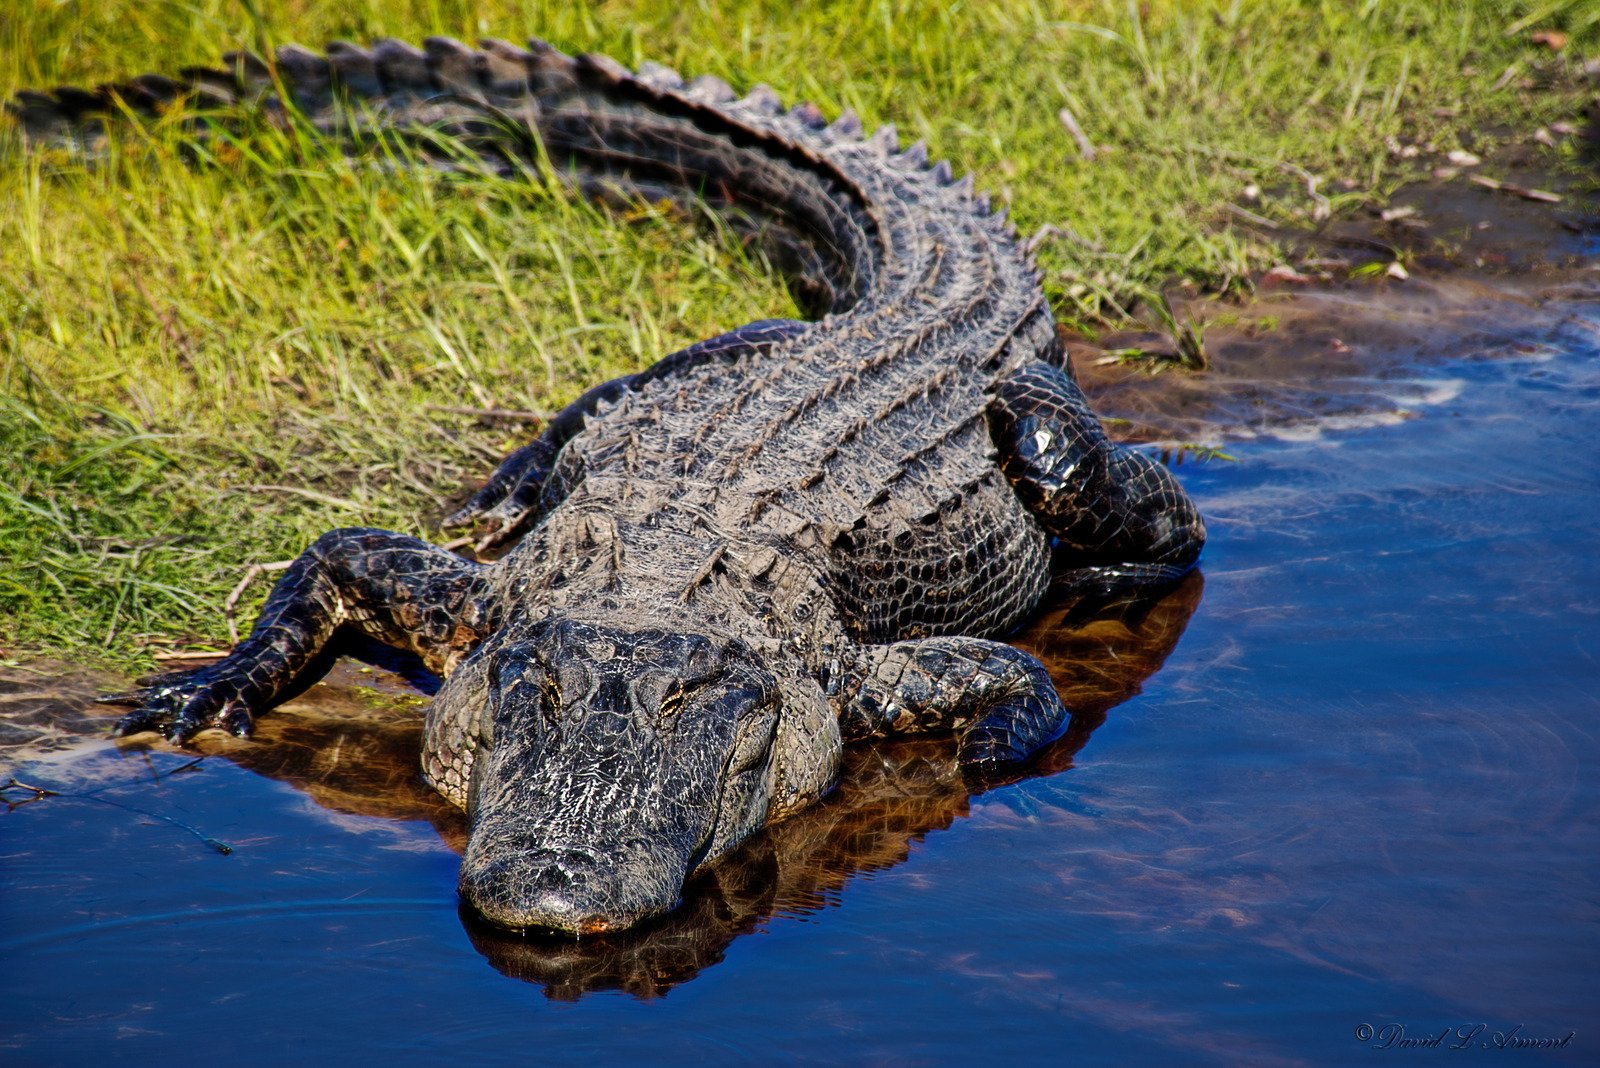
xmin=1 ymin=0 xmax=1596 ymax=665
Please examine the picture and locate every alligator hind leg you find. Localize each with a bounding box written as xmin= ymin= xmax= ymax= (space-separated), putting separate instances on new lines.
xmin=104 ymin=528 xmax=490 ymax=743
xmin=446 ymin=318 xmax=808 ymax=549
xmin=832 ymin=638 xmax=1070 ymax=773
xmin=988 ymin=362 xmax=1205 ymax=596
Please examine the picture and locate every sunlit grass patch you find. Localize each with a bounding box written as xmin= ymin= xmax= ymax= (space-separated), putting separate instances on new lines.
xmin=1 ymin=0 xmax=1595 ymax=664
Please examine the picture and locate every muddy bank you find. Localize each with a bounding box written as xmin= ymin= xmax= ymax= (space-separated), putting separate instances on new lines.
xmin=1067 ymin=154 xmax=1598 ymax=446
xmin=1077 ymin=270 xmax=1599 ymax=445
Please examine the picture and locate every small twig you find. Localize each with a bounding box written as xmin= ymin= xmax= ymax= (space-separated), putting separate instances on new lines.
xmin=20 ymin=777 xmax=234 ymax=854
xmin=1024 ymin=223 xmax=1105 ymax=254
xmin=1468 ymin=175 xmax=1562 ymax=203
xmin=224 ymin=560 xmax=294 ymax=646
xmin=3 ymin=777 xmax=61 ymax=800
xmin=236 ymin=484 xmax=365 ymax=510
xmin=153 ymin=649 xmax=229 ymax=662
xmin=1057 ymin=106 xmax=1097 ymax=162
xmin=438 ymin=535 xmax=477 ymax=553
xmin=425 ymin=404 xmax=550 ymax=423
xmin=3 ymin=780 xmax=55 ymax=813
xmin=128 ymin=275 xmax=189 ymax=354
xmin=1222 ymin=202 xmax=1281 ymax=230
xmin=1278 ymin=161 xmax=1331 ymax=222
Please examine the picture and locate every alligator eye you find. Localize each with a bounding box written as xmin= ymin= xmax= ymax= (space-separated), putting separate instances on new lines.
xmin=659 ymin=681 xmax=685 ymax=719
xmin=540 ymin=674 xmax=563 ymax=717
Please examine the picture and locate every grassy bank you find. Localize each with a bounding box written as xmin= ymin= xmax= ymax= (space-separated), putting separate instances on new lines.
xmin=2 ymin=0 xmax=1596 ymax=665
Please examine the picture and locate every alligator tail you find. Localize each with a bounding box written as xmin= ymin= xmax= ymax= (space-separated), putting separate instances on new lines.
xmin=7 ymin=37 xmax=1029 ymax=321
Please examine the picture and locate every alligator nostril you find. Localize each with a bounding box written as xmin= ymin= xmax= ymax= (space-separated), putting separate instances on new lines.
xmin=459 ymin=851 xmax=614 ymax=935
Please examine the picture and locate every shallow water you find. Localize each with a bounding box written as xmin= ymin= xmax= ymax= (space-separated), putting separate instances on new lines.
xmin=3 ymin=283 xmax=1597 ymax=1065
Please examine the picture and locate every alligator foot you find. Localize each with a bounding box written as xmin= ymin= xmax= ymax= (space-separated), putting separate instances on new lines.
xmin=443 ymin=439 xmax=560 ymax=551
xmin=100 ymin=664 xmax=257 ymax=743
xmin=988 ymin=360 xmax=1206 ymax=588
xmin=832 ymin=637 xmax=1071 ymax=775
xmin=103 ymin=528 xmax=491 ymax=743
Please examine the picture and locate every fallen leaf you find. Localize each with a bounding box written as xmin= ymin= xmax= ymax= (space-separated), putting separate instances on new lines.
xmin=1447 ymin=149 xmax=1482 ymax=167
xmin=1380 ymin=205 xmax=1418 ymax=222
xmin=1529 ymin=30 xmax=1567 ymax=51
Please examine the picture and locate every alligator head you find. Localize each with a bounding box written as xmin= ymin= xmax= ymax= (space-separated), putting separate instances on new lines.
xmin=447 ymin=619 xmax=784 ymax=935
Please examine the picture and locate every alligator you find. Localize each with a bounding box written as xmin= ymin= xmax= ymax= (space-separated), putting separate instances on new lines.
xmin=11 ymin=36 xmax=1205 ymax=935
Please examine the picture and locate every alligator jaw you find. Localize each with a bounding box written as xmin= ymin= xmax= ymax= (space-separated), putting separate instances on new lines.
xmin=458 ymin=845 xmax=684 ymax=936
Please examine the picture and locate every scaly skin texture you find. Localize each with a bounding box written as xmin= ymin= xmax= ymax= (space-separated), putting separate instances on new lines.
xmin=13 ymin=36 xmax=1205 ymax=935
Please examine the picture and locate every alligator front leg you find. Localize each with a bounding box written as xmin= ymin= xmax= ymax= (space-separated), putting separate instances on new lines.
xmin=988 ymin=361 xmax=1206 ymax=596
xmin=446 ymin=319 xmax=807 ymax=549
xmin=831 ymin=638 xmax=1070 ymax=773
xmin=104 ymin=528 xmax=490 ymax=743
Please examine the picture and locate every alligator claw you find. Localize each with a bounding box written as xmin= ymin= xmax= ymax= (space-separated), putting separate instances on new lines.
xmin=217 ymin=704 xmax=256 ymax=738
xmin=98 ymin=667 xmax=254 ymax=744
xmin=443 ymin=484 xmax=499 ymax=529
xmin=472 ymin=520 xmax=525 ymax=555
xmin=444 ymin=441 xmax=553 ymax=530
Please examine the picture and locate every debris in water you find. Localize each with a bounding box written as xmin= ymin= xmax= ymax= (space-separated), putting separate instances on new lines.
xmin=1469 ymin=175 xmax=1562 ymax=203
xmin=1261 ymin=265 xmax=1316 ymax=287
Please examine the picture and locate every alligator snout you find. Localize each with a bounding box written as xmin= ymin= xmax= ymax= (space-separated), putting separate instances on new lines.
xmin=459 ymin=844 xmax=681 ymax=935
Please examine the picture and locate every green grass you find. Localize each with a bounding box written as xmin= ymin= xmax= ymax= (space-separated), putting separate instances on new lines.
xmin=2 ymin=0 xmax=1596 ymax=665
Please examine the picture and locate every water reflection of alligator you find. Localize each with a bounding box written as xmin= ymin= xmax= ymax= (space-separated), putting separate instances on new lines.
xmin=19 ymin=38 xmax=1205 ymax=935
xmin=190 ymin=575 xmax=1202 ymax=999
